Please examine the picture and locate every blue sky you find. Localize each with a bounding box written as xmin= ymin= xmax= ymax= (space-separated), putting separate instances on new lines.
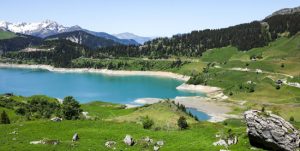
xmin=0 ymin=0 xmax=299 ymax=37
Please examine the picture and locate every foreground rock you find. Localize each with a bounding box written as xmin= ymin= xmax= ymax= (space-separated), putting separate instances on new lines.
xmin=123 ymin=135 xmax=135 ymax=146
xmin=244 ymin=110 xmax=300 ymax=151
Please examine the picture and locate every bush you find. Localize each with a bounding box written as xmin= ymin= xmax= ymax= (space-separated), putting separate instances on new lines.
xmin=276 ymin=85 xmax=281 ymax=90
xmin=141 ymin=116 xmax=154 ymax=129
xmin=15 ymin=107 xmax=26 ymax=116
xmin=62 ymin=96 xmax=82 ymax=120
xmin=0 ymin=111 xmax=10 ymax=124
xmin=289 ymin=116 xmax=295 ymax=122
xmin=177 ymin=116 xmax=188 ymax=130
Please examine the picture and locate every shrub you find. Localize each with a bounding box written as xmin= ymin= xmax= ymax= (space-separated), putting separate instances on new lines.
xmin=177 ymin=116 xmax=188 ymax=130
xmin=0 ymin=111 xmax=10 ymax=124
xmin=141 ymin=116 xmax=154 ymax=129
xmin=289 ymin=116 xmax=295 ymax=122
xmin=276 ymin=85 xmax=281 ymax=90
xmin=15 ymin=107 xmax=26 ymax=116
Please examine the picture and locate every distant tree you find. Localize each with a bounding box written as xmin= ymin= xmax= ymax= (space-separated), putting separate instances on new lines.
xmin=281 ymin=63 xmax=285 ymax=68
xmin=142 ymin=116 xmax=154 ymax=129
xmin=62 ymin=96 xmax=82 ymax=120
xmin=0 ymin=111 xmax=10 ymax=124
xmin=276 ymin=85 xmax=281 ymax=90
xmin=177 ymin=116 xmax=188 ymax=130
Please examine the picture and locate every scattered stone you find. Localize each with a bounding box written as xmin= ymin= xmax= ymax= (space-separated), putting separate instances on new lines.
xmin=9 ymin=131 xmax=18 ymax=135
xmin=105 ymin=141 xmax=116 ymax=149
xmin=30 ymin=139 xmax=59 ymax=145
xmin=72 ymin=133 xmax=79 ymax=142
xmin=244 ymin=110 xmax=300 ymax=151
xmin=213 ymin=136 xmax=238 ymax=147
xmin=82 ymin=112 xmax=91 ymax=119
xmin=156 ymin=140 xmax=164 ymax=146
xmin=143 ymin=136 xmax=153 ymax=143
xmin=153 ymin=145 xmax=160 ymax=151
xmin=227 ymin=136 xmax=238 ymax=145
xmin=123 ymin=135 xmax=134 ymax=146
xmin=50 ymin=117 xmax=62 ymax=122
xmin=30 ymin=140 xmax=43 ymax=145
xmin=276 ymin=79 xmax=283 ymax=85
xmin=213 ymin=139 xmax=227 ymax=146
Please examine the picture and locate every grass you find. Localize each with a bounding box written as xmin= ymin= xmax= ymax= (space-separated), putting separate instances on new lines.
xmin=0 ymin=30 xmax=17 ymax=40
xmin=0 ymin=101 xmax=280 ymax=151
xmin=0 ymin=99 xmax=258 ymax=151
xmin=113 ymin=101 xmax=197 ymax=129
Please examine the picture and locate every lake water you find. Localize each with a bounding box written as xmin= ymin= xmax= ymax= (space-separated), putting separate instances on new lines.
xmin=0 ymin=67 xmax=209 ymax=120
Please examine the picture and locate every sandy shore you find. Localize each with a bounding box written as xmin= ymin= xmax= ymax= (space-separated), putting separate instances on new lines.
xmin=0 ymin=63 xmax=189 ymax=81
xmin=176 ymin=83 xmax=222 ymax=94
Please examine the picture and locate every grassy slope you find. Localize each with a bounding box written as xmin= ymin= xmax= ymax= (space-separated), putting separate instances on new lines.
xmin=197 ymin=34 xmax=300 ymax=121
xmin=0 ymin=100 xmax=256 ymax=151
xmin=0 ymin=30 xmax=17 ymax=40
xmin=113 ymin=101 xmax=197 ymax=129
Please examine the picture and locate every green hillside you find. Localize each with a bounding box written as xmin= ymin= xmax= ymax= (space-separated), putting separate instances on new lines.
xmin=0 ymin=94 xmax=260 ymax=151
xmin=0 ymin=30 xmax=17 ymax=40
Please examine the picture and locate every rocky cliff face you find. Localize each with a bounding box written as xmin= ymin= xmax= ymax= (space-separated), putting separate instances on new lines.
xmin=267 ymin=6 xmax=300 ymax=18
xmin=244 ymin=110 xmax=300 ymax=151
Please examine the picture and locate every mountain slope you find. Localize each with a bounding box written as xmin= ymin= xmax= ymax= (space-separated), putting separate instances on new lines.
xmin=0 ymin=30 xmax=42 ymax=53
xmin=0 ymin=20 xmax=138 ymax=45
xmin=114 ymin=32 xmax=152 ymax=44
xmin=45 ymin=30 xmax=121 ymax=49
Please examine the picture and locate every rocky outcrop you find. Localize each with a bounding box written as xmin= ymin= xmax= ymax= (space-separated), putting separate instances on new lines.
xmin=244 ymin=110 xmax=300 ymax=151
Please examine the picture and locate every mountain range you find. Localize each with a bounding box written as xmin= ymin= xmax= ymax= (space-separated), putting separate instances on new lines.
xmin=0 ymin=20 xmax=151 ymax=45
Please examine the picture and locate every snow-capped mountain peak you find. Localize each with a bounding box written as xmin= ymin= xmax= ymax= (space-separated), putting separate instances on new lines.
xmin=0 ymin=20 xmax=78 ymax=38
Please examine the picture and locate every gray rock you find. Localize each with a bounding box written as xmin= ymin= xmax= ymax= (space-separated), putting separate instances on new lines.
xmin=153 ymin=145 xmax=160 ymax=151
xmin=143 ymin=136 xmax=153 ymax=143
xmin=156 ymin=140 xmax=164 ymax=146
xmin=123 ymin=135 xmax=134 ymax=146
xmin=72 ymin=133 xmax=79 ymax=142
xmin=105 ymin=141 xmax=116 ymax=149
xmin=244 ymin=110 xmax=300 ymax=151
xmin=50 ymin=117 xmax=62 ymax=122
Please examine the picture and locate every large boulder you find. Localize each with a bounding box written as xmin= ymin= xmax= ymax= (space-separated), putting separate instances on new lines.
xmin=244 ymin=110 xmax=300 ymax=151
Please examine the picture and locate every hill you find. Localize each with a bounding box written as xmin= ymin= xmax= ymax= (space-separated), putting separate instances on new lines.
xmin=45 ymin=30 xmax=122 ymax=49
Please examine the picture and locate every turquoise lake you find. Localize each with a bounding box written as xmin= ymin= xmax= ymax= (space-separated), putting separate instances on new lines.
xmin=0 ymin=67 xmax=209 ymax=120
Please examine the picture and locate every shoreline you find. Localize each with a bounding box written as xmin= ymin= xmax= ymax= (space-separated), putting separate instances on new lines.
xmin=0 ymin=63 xmax=190 ymax=81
